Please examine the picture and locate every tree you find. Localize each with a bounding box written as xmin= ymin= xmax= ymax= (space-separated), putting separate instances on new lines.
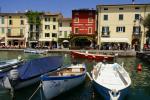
xmin=143 ymin=14 xmax=150 ymax=37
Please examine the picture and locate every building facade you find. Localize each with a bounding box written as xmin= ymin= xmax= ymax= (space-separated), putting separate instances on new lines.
xmin=97 ymin=4 xmax=150 ymax=50
xmin=71 ymin=9 xmax=96 ymax=49
xmin=58 ymin=18 xmax=72 ymax=48
xmin=39 ymin=12 xmax=62 ymax=49
xmin=0 ymin=13 xmax=27 ymax=48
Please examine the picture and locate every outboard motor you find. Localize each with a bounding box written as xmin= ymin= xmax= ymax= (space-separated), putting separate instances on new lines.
xmin=8 ymin=69 xmax=20 ymax=86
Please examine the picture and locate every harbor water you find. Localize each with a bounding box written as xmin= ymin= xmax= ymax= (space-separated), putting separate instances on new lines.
xmin=0 ymin=51 xmax=150 ymax=100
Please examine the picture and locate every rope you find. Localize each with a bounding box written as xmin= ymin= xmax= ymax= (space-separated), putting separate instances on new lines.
xmin=28 ymin=83 xmax=42 ymax=100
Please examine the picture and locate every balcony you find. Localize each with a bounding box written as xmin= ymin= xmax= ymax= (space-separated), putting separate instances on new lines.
xmin=7 ymin=33 xmax=24 ymax=38
xmin=101 ymin=31 xmax=110 ymax=37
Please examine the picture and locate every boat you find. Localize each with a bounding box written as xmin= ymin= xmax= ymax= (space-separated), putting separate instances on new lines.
xmin=92 ymin=62 xmax=131 ymax=100
xmin=41 ymin=63 xmax=86 ymax=99
xmin=0 ymin=57 xmax=24 ymax=72
xmin=71 ymin=51 xmax=114 ymax=61
xmin=0 ymin=56 xmax=63 ymax=90
xmin=24 ymin=48 xmax=47 ymax=54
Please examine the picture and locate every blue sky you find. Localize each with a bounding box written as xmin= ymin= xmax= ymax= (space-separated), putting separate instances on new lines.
xmin=0 ymin=0 xmax=149 ymax=17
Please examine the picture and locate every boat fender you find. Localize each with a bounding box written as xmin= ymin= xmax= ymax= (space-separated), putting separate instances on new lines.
xmin=137 ymin=64 xmax=142 ymax=71
xmin=9 ymin=69 xmax=19 ymax=80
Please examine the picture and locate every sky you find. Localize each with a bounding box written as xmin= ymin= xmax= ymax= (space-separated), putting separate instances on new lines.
xmin=0 ymin=0 xmax=149 ymax=17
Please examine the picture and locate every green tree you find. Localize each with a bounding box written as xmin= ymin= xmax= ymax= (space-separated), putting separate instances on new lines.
xmin=143 ymin=14 xmax=150 ymax=37
xmin=25 ymin=11 xmax=42 ymax=25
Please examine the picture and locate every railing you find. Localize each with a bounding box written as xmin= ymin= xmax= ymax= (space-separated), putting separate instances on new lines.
xmin=7 ymin=33 xmax=24 ymax=38
xmin=101 ymin=32 xmax=110 ymax=37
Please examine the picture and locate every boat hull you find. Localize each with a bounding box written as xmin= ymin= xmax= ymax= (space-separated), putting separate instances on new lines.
xmin=41 ymin=73 xmax=86 ymax=99
xmin=71 ymin=51 xmax=114 ymax=61
xmin=93 ymin=80 xmax=129 ymax=100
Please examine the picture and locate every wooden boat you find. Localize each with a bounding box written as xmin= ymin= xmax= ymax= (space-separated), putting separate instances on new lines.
xmin=92 ymin=62 xmax=131 ymax=100
xmin=71 ymin=51 xmax=114 ymax=61
xmin=41 ymin=63 xmax=86 ymax=100
xmin=0 ymin=56 xmax=63 ymax=90
xmin=24 ymin=48 xmax=47 ymax=54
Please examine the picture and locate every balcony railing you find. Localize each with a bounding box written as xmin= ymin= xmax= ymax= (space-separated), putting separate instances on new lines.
xmin=132 ymin=31 xmax=142 ymax=36
xmin=7 ymin=33 xmax=24 ymax=38
xmin=101 ymin=31 xmax=110 ymax=37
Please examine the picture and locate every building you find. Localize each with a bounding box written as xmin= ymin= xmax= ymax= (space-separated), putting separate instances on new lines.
xmin=0 ymin=13 xmax=28 ymax=48
xmin=71 ymin=9 xmax=96 ymax=49
xmin=97 ymin=4 xmax=150 ymax=50
xmin=58 ymin=18 xmax=72 ymax=48
xmin=39 ymin=12 xmax=62 ymax=49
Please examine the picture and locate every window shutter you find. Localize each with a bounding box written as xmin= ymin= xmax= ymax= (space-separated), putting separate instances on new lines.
xmin=123 ymin=27 xmax=125 ymax=32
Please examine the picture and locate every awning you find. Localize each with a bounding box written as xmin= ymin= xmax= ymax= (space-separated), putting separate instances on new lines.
xmin=63 ymin=40 xmax=69 ymax=42
xmin=101 ymin=38 xmax=130 ymax=44
xmin=39 ymin=38 xmax=52 ymax=42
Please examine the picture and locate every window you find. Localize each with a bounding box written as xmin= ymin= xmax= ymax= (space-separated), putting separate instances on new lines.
xmin=119 ymin=14 xmax=123 ymax=20
xmin=45 ymin=25 xmax=50 ymax=30
xmin=74 ymin=17 xmax=79 ymax=22
xmin=116 ymin=27 xmax=125 ymax=32
xmin=21 ymin=20 xmax=24 ymax=25
xmin=88 ymin=17 xmax=93 ymax=22
xmin=75 ymin=12 xmax=79 ymax=15
xmin=9 ymin=20 xmax=12 ymax=25
xmin=53 ymin=25 xmax=56 ymax=30
xmin=74 ymin=28 xmax=79 ymax=33
xmin=52 ymin=33 xmax=57 ymax=37
xmin=45 ymin=33 xmax=50 ymax=37
xmin=119 ymin=8 xmax=124 ymax=10
xmin=45 ymin=18 xmax=50 ymax=22
xmin=135 ymin=7 xmax=140 ymax=10
xmin=88 ymin=27 xmax=92 ymax=34
xmin=9 ymin=16 xmax=12 ymax=19
xmin=1 ymin=16 xmax=4 ymax=24
xmin=20 ymin=16 xmax=23 ymax=18
xmin=20 ymin=29 xmax=23 ymax=34
xmin=104 ymin=8 xmax=108 ymax=10
xmin=135 ymin=14 xmax=140 ymax=20
xmin=59 ymin=31 xmax=62 ymax=36
xmin=102 ymin=27 xmax=109 ymax=33
xmin=8 ymin=28 xmax=11 ymax=33
xmin=64 ymin=31 xmax=67 ymax=38
xmin=89 ymin=12 xmax=93 ymax=16
xmin=53 ymin=18 xmax=56 ymax=22
xmin=59 ymin=23 xmax=62 ymax=27
xmin=133 ymin=26 xmax=141 ymax=34
xmin=1 ymin=27 xmax=5 ymax=33
xmin=104 ymin=15 xmax=108 ymax=21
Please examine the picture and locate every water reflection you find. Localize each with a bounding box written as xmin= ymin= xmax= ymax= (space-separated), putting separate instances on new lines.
xmin=0 ymin=51 xmax=149 ymax=100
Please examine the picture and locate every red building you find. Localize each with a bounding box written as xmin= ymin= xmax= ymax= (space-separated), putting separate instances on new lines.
xmin=71 ymin=9 xmax=96 ymax=49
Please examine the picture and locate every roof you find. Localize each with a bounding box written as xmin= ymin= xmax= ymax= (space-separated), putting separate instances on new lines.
xmin=44 ymin=12 xmax=62 ymax=16
xmin=96 ymin=3 xmax=150 ymax=8
xmin=0 ymin=13 xmax=25 ymax=16
xmin=72 ymin=8 xmax=96 ymax=12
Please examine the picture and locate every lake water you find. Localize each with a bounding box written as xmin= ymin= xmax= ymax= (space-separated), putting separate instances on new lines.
xmin=0 ymin=51 xmax=150 ymax=100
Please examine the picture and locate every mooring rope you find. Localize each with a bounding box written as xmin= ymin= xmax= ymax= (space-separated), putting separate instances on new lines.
xmin=28 ymin=83 xmax=42 ymax=100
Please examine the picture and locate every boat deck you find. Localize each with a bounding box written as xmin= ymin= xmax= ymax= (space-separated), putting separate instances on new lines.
xmin=95 ymin=64 xmax=129 ymax=90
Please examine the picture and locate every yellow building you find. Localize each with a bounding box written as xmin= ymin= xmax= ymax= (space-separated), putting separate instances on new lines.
xmin=39 ymin=12 xmax=62 ymax=48
xmin=97 ymin=4 xmax=150 ymax=50
xmin=0 ymin=13 xmax=27 ymax=48
xmin=59 ymin=18 xmax=72 ymax=48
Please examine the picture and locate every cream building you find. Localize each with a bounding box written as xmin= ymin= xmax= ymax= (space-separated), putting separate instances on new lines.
xmin=39 ymin=12 xmax=62 ymax=48
xmin=58 ymin=18 xmax=71 ymax=48
xmin=0 ymin=13 xmax=28 ymax=48
xmin=97 ymin=4 xmax=150 ymax=50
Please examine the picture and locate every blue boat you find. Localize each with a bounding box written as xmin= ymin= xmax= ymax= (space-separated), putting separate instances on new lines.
xmin=0 ymin=56 xmax=62 ymax=90
xmin=92 ymin=62 xmax=131 ymax=100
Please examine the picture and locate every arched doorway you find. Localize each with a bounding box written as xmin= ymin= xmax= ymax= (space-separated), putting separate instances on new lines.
xmin=132 ymin=39 xmax=140 ymax=51
xmin=71 ymin=36 xmax=94 ymax=49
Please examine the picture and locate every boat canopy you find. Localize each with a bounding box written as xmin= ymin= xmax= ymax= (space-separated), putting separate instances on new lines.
xmin=18 ymin=56 xmax=63 ymax=80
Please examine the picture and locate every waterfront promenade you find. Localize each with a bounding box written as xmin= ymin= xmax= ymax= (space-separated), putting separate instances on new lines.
xmin=0 ymin=48 xmax=136 ymax=57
